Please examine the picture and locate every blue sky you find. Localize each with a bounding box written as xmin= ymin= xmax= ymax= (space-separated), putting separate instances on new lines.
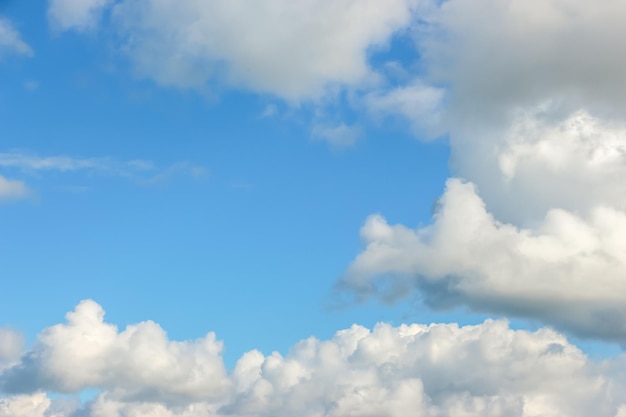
xmin=1 ymin=1 xmax=626 ymax=417
xmin=0 ymin=0 xmax=454 ymax=362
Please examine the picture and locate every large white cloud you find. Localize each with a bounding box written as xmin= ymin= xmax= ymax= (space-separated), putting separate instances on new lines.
xmin=341 ymin=178 xmax=626 ymax=341
xmin=336 ymin=0 xmax=626 ymax=337
xmin=0 ymin=300 xmax=230 ymax=403
xmin=0 ymin=329 xmax=24 ymax=372
xmin=1 ymin=301 xmax=625 ymax=417
xmin=48 ymin=0 xmax=422 ymax=100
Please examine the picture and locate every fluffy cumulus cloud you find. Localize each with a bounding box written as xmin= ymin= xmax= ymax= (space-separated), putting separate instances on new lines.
xmin=1 ymin=301 xmax=626 ymax=417
xmin=341 ymin=179 xmax=626 ymax=341
xmin=48 ymin=0 xmax=420 ymax=100
xmin=0 ymin=300 xmax=230 ymax=403
xmin=337 ymin=0 xmax=626 ymax=339
xmin=0 ymin=18 xmax=32 ymax=58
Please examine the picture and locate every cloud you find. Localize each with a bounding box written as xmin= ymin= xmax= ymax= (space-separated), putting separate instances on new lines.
xmin=48 ymin=0 xmax=113 ymax=32
xmin=334 ymin=0 xmax=626 ymax=339
xmin=0 ymin=151 xmax=206 ymax=186
xmin=0 ymin=176 xmax=29 ymax=202
xmin=0 ymin=17 xmax=32 ymax=58
xmin=0 ymin=300 xmax=230 ymax=403
xmin=49 ymin=0 xmax=420 ymax=101
xmin=364 ymin=81 xmax=446 ymax=139
xmin=0 ymin=329 xmax=24 ymax=372
xmin=418 ymin=0 xmax=626 ymax=121
xmin=311 ymin=123 xmax=360 ymax=149
xmin=340 ymin=178 xmax=626 ymax=342
xmin=0 ymin=393 xmax=51 ymax=417
xmin=1 ymin=300 xmax=625 ymax=417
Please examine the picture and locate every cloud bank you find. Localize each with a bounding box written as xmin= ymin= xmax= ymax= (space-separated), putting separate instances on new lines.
xmin=1 ymin=300 xmax=625 ymax=417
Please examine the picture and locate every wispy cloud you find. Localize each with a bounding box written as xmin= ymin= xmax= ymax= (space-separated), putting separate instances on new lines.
xmin=0 ymin=151 xmax=204 ymax=178
xmin=0 ymin=151 xmax=207 ymax=194
xmin=0 ymin=17 xmax=33 ymax=58
xmin=311 ymin=122 xmax=361 ymax=149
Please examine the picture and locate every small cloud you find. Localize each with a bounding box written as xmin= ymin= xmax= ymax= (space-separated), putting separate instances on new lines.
xmin=23 ymin=81 xmax=39 ymax=92
xmin=54 ymin=185 xmax=91 ymax=194
xmin=260 ymin=104 xmax=278 ymax=118
xmin=0 ymin=175 xmax=30 ymax=202
xmin=228 ymin=180 xmax=252 ymax=190
xmin=0 ymin=151 xmax=208 ymax=195
xmin=0 ymin=17 xmax=33 ymax=58
xmin=311 ymin=122 xmax=360 ymax=149
xmin=48 ymin=0 xmax=113 ymax=32
xmin=141 ymin=162 xmax=209 ymax=186
xmin=364 ymin=81 xmax=446 ymax=139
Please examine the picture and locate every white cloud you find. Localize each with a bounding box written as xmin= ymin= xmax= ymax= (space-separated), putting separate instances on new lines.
xmin=0 ymin=176 xmax=29 ymax=202
xmin=311 ymin=123 xmax=360 ymax=148
xmin=364 ymin=81 xmax=446 ymax=139
xmin=0 ymin=393 xmax=51 ymax=417
xmin=418 ymin=0 xmax=626 ymax=121
xmin=48 ymin=0 xmax=113 ymax=32
xmin=49 ymin=0 xmax=420 ymax=100
xmin=341 ymin=178 xmax=626 ymax=342
xmin=0 ymin=152 xmax=206 ymax=186
xmin=0 ymin=18 xmax=32 ymax=58
xmin=1 ymin=301 xmax=625 ymax=417
xmin=452 ymin=109 xmax=626 ymax=225
xmin=334 ymin=0 xmax=626 ymax=338
xmin=0 ymin=329 xmax=24 ymax=372
xmin=0 ymin=300 xmax=230 ymax=403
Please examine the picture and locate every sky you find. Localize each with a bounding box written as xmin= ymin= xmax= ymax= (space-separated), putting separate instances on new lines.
xmin=0 ymin=1 xmax=625 ymax=416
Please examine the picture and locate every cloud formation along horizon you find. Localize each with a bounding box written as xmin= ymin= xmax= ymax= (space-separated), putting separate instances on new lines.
xmin=0 ymin=300 xmax=625 ymax=417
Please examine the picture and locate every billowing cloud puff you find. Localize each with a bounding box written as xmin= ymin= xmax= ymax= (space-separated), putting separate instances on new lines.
xmin=1 ymin=301 xmax=625 ymax=417
xmin=341 ymin=178 xmax=626 ymax=341
xmin=449 ymin=108 xmax=626 ymax=225
xmin=0 ymin=300 xmax=230 ymax=403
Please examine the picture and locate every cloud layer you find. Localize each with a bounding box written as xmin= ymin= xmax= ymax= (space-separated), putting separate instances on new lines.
xmin=1 ymin=300 xmax=625 ymax=417
xmin=0 ymin=18 xmax=32 ymax=58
